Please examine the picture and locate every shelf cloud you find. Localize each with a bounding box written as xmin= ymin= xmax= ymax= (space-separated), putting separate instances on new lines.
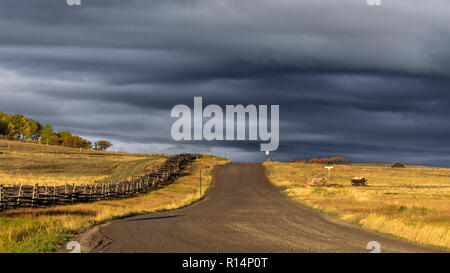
xmin=1 ymin=0 xmax=450 ymax=165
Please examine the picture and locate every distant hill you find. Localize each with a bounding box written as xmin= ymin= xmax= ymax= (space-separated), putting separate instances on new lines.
xmin=0 ymin=139 xmax=165 ymax=186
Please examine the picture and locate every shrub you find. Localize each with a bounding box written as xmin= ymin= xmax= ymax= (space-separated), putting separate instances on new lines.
xmin=308 ymin=157 xmax=349 ymax=164
xmin=392 ymin=162 xmax=406 ymax=168
xmin=290 ymin=160 xmax=307 ymax=164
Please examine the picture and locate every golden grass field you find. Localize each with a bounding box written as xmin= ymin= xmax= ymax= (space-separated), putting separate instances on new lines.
xmin=0 ymin=140 xmax=166 ymax=186
xmin=0 ymin=140 xmax=229 ymax=252
xmin=263 ymin=161 xmax=450 ymax=250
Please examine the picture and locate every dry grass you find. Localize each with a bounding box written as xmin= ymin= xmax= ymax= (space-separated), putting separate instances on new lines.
xmin=0 ymin=140 xmax=166 ymax=186
xmin=0 ymin=154 xmax=229 ymax=253
xmin=263 ymin=161 xmax=450 ymax=250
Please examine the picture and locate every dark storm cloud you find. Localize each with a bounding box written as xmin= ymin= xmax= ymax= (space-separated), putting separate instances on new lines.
xmin=1 ymin=0 xmax=450 ymax=165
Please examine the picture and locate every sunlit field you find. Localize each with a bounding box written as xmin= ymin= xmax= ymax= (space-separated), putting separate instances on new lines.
xmin=0 ymin=153 xmax=229 ymax=253
xmin=0 ymin=140 xmax=166 ymax=186
xmin=263 ymin=161 xmax=450 ymax=250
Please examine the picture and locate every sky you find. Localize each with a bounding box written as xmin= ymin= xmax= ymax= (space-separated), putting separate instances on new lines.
xmin=1 ymin=0 xmax=450 ymax=165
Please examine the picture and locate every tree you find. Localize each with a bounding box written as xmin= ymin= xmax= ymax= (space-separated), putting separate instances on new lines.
xmin=0 ymin=112 xmax=7 ymax=135
xmin=0 ymin=111 xmax=93 ymax=149
xmin=21 ymin=117 xmax=39 ymax=141
xmin=10 ymin=114 xmax=24 ymax=139
xmin=39 ymin=124 xmax=54 ymax=144
xmin=32 ymin=122 xmax=43 ymax=141
xmin=82 ymin=139 xmax=93 ymax=149
xmin=95 ymin=140 xmax=112 ymax=151
xmin=60 ymin=136 xmax=92 ymax=149
xmin=48 ymin=135 xmax=63 ymax=146
xmin=57 ymin=131 xmax=72 ymax=138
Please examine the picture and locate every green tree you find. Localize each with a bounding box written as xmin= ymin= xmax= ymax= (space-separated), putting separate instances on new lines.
xmin=62 ymin=136 xmax=92 ymax=149
xmin=82 ymin=139 xmax=93 ymax=149
xmin=0 ymin=111 xmax=93 ymax=149
xmin=32 ymin=122 xmax=43 ymax=141
xmin=10 ymin=114 xmax=25 ymax=139
xmin=48 ymin=135 xmax=63 ymax=146
xmin=1 ymin=113 xmax=14 ymax=136
xmin=57 ymin=131 xmax=72 ymax=138
xmin=21 ymin=117 xmax=37 ymax=141
xmin=39 ymin=124 xmax=54 ymax=144
xmin=0 ymin=112 xmax=7 ymax=135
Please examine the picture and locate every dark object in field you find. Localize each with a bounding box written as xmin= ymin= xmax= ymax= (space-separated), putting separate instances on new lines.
xmin=392 ymin=162 xmax=406 ymax=168
xmin=351 ymin=177 xmax=368 ymax=186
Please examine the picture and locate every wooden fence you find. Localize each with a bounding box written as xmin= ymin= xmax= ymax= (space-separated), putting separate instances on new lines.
xmin=0 ymin=154 xmax=198 ymax=211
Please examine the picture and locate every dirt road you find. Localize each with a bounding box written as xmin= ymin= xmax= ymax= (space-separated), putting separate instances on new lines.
xmin=83 ymin=163 xmax=440 ymax=253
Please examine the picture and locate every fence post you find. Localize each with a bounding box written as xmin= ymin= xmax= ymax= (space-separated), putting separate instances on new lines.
xmin=17 ymin=183 xmax=23 ymax=207
xmin=32 ymin=183 xmax=38 ymax=207
xmin=53 ymin=182 xmax=56 ymax=205
xmin=0 ymin=154 xmax=193 ymax=211
xmin=44 ymin=184 xmax=48 ymax=202
xmin=88 ymin=185 xmax=92 ymax=200
xmin=83 ymin=184 xmax=87 ymax=199
xmin=0 ymin=184 xmax=3 ymax=210
xmin=64 ymin=182 xmax=68 ymax=203
xmin=72 ymin=183 xmax=76 ymax=203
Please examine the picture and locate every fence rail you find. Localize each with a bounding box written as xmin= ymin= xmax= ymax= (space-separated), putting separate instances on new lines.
xmin=0 ymin=153 xmax=198 ymax=211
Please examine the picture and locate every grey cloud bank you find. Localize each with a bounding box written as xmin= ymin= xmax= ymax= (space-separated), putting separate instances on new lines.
xmin=1 ymin=0 xmax=450 ymax=165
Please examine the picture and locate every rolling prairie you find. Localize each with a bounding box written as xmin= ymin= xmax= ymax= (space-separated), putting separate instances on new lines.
xmin=0 ymin=140 xmax=165 ymax=186
xmin=0 ymin=140 xmax=229 ymax=252
xmin=264 ymin=161 xmax=450 ymax=250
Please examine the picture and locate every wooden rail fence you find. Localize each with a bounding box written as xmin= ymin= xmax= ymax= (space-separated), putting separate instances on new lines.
xmin=0 ymin=153 xmax=198 ymax=211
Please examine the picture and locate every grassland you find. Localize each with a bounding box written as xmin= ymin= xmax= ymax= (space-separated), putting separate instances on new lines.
xmin=0 ymin=145 xmax=229 ymax=252
xmin=0 ymin=140 xmax=166 ymax=186
xmin=263 ymin=161 xmax=450 ymax=250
